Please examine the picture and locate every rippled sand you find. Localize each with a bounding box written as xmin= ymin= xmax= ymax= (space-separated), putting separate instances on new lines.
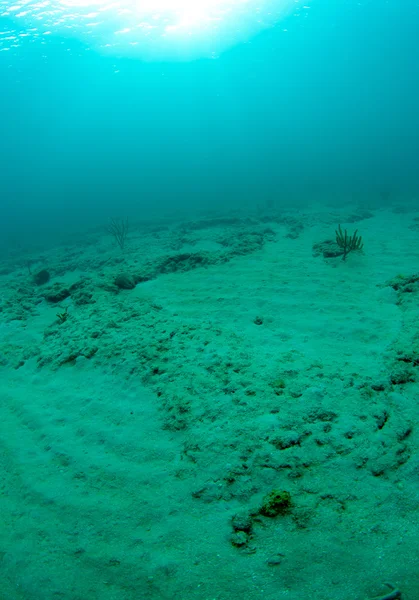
xmin=1 ymin=205 xmax=418 ymax=599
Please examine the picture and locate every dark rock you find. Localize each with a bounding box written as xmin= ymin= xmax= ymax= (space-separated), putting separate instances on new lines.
xmin=259 ymin=490 xmax=291 ymax=517
xmin=232 ymin=512 xmax=253 ymax=533
xmin=43 ymin=285 xmax=70 ymax=303
xmin=33 ymin=269 xmax=50 ymax=285
xmin=115 ymin=273 xmax=136 ymax=290
xmin=312 ymin=240 xmax=343 ymax=259
xmin=267 ymin=553 xmax=285 ymax=566
xmin=230 ymin=531 xmax=249 ymax=547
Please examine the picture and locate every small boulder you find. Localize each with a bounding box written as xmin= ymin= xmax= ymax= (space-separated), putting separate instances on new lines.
xmin=33 ymin=269 xmax=50 ymax=285
xmin=115 ymin=273 xmax=136 ymax=290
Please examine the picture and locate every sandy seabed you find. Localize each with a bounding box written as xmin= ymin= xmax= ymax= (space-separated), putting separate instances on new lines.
xmin=0 ymin=203 xmax=418 ymax=600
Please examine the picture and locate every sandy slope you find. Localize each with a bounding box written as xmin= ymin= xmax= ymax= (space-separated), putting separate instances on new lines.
xmin=0 ymin=205 xmax=418 ymax=600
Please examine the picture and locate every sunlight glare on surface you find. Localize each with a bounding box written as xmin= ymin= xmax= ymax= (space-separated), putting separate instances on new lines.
xmin=0 ymin=0 xmax=299 ymax=59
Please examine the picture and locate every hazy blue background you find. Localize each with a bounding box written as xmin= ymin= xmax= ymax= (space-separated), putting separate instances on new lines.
xmin=0 ymin=0 xmax=418 ymax=246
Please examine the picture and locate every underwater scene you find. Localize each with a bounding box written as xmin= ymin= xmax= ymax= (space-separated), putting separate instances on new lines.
xmin=0 ymin=0 xmax=419 ymax=598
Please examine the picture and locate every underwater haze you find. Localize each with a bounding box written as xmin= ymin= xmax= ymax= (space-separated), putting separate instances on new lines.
xmin=1 ymin=1 xmax=419 ymax=600
xmin=0 ymin=0 xmax=418 ymax=242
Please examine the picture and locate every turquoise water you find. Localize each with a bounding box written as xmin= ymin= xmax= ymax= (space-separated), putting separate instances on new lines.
xmin=1 ymin=0 xmax=418 ymax=241
xmin=1 ymin=3 xmax=419 ymax=600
